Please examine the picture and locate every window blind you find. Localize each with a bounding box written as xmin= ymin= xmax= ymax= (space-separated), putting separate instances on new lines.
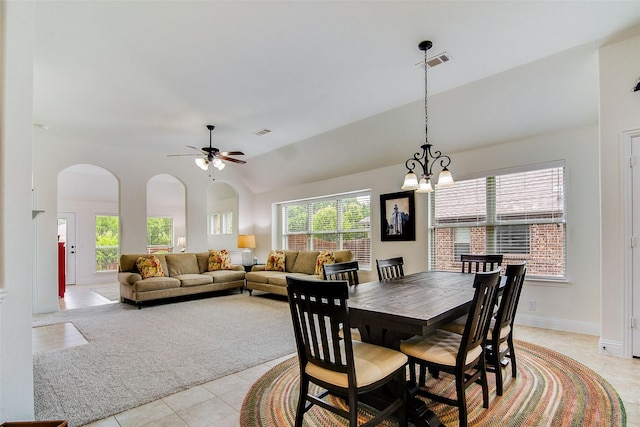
xmin=430 ymin=166 xmax=566 ymax=279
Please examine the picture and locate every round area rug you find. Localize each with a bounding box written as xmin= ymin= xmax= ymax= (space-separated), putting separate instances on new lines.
xmin=240 ymin=340 xmax=626 ymax=426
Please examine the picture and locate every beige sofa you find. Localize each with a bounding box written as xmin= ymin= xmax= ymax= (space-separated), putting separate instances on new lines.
xmin=245 ymin=250 xmax=353 ymax=296
xmin=118 ymin=252 xmax=246 ymax=307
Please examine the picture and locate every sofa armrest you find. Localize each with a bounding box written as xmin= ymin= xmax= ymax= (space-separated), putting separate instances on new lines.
xmin=229 ymin=264 xmax=244 ymax=271
xmin=118 ymin=272 xmax=142 ymax=285
xmin=251 ymin=265 xmax=266 ymax=272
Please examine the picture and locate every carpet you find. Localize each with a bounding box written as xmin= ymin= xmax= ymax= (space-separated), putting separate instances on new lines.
xmin=240 ymin=340 xmax=626 ymax=426
xmin=89 ymin=283 xmax=120 ymax=301
xmin=32 ymin=293 xmax=295 ymax=427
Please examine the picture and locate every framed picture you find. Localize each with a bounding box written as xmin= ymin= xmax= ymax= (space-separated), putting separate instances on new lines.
xmin=380 ymin=191 xmax=415 ymax=241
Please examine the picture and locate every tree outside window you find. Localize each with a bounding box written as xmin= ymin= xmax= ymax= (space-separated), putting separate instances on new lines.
xmin=147 ymin=217 xmax=173 ymax=253
xmin=96 ymin=215 xmax=119 ymax=272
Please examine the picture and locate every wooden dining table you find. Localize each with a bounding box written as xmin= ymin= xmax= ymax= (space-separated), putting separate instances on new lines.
xmin=347 ymin=270 xmax=480 ymax=427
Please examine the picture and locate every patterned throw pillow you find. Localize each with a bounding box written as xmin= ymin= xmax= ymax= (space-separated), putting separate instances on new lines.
xmin=315 ymin=251 xmax=336 ymax=277
xmin=266 ymin=250 xmax=286 ymax=272
xmin=136 ymin=255 xmax=165 ymax=279
xmin=208 ymin=249 xmax=231 ymax=271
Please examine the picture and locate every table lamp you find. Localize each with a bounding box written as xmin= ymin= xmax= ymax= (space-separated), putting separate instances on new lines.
xmin=237 ymin=234 xmax=256 ymax=266
xmin=176 ymin=236 xmax=186 ymax=252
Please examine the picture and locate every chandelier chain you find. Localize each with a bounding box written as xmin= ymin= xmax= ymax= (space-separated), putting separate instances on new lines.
xmin=424 ymin=46 xmax=428 ymax=145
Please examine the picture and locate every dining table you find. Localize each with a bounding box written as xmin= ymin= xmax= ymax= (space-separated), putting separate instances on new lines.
xmin=346 ymin=270 xmax=481 ymax=427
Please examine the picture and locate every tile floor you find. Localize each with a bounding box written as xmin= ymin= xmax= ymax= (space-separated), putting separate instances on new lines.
xmin=35 ymin=283 xmax=640 ymax=427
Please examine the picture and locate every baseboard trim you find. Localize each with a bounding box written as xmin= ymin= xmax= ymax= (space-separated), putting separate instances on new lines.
xmin=598 ymin=338 xmax=625 ymax=358
xmin=515 ymin=313 xmax=600 ymax=336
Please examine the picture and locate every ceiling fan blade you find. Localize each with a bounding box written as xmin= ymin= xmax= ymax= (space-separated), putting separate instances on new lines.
xmin=186 ymin=145 xmax=203 ymax=153
xmin=220 ymin=151 xmax=244 ymax=156
xmin=219 ymin=155 xmax=246 ymax=164
xmin=167 ymin=153 xmax=202 ymax=157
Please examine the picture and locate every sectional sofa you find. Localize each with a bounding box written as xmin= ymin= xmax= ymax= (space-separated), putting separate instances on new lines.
xmin=118 ymin=252 xmax=245 ymax=307
xmin=245 ymin=249 xmax=353 ymax=296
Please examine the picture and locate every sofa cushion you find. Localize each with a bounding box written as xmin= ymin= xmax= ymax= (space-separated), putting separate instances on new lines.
xmin=315 ymin=251 xmax=336 ymax=277
xmin=121 ymin=253 xmax=169 ymax=275
xmin=334 ymin=250 xmax=353 ymax=263
xmin=266 ymin=250 xmax=286 ymax=271
xmin=173 ymin=273 xmax=213 ymax=287
xmin=268 ymin=272 xmax=320 ymax=287
xmin=136 ymin=255 xmax=166 ymax=279
xmin=203 ymin=269 xmax=246 ymax=283
xmin=284 ymin=250 xmax=299 ymax=273
xmin=166 ymin=253 xmax=200 ymax=276
xmin=246 ymin=270 xmax=287 ymax=284
xmin=291 ymin=251 xmax=320 ymax=275
xmin=208 ymin=249 xmax=231 ymax=271
xmin=133 ymin=276 xmax=181 ymax=292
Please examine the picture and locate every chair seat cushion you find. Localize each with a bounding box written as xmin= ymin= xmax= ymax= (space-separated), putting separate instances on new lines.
xmin=400 ymin=329 xmax=482 ymax=367
xmin=306 ymin=340 xmax=407 ymax=388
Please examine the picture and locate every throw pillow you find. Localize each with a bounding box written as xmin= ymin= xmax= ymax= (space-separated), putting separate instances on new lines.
xmin=208 ymin=249 xmax=231 ymax=271
xmin=136 ymin=255 xmax=166 ymax=279
xmin=266 ymin=250 xmax=286 ymax=272
xmin=315 ymin=251 xmax=336 ymax=277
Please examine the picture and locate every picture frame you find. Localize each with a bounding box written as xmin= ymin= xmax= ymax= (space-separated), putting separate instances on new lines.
xmin=380 ymin=191 xmax=415 ymax=241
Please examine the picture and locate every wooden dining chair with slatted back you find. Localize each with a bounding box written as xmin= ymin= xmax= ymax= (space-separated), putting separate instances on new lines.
xmin=286 ymin=275 xmax=409 ymax=427
xmin=323 ymin=261 xmax=360 ymax=286
xmin=399 ymin=269 xmax=501 ymax=427
xmin=460 ymin=254 xmax=504 ymax=273
xmin=485 ymin=262 xmax=527 ymax=396
xmin=376 ymin=257 xmax=405 ymax=281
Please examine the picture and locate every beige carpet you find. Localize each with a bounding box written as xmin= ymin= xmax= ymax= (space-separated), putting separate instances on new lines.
xmin=33 ymin=293 xmax=295 ymax=427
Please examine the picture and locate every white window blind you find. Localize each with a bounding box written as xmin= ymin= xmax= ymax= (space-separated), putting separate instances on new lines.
xmin=280 ymin=191 xmax=371 ymax=268
xmin=430 ymin=166 xmax=566 ymax=279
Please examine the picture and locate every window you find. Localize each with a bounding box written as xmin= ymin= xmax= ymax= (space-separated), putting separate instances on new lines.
xmin=96 ymin=215 xmax=119 ymax=272
xmin=147 ymin=217 xmax=173 ymax=253
xmin=430 ymin=165 xmax=565 ymax=279
xmin=279 ymin=190 xmax=371 ymax=268
xmin=208 ymin=211 xmax=233 ymax=235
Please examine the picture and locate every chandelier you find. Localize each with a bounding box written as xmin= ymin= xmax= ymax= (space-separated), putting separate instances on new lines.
xmin=401 ymin=40 xmax=454 ymax=193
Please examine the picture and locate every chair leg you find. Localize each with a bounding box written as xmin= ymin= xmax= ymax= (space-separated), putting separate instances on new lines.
xmin=494 ymin=354 xmax=504 ymax=396
xmin=397 ymin=370 xmax=408 ymax=427
xmin=455 ymin=372 xmax=468 ymax=427
xmin=508 ymin=335 xmax=517 ymax=378
xmin=408 ymin=360 xmax=417 ymax=384
xmin=295 ymin=376 xmax=309 ymax=427
xmin=348 ymin=386 xmax=358 ymax=427
xmin=479 ymin=357 xmax=490 ymax=408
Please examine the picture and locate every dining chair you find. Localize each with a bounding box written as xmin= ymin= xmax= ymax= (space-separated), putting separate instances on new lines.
xmin=460 ymin=254 xmax=503 ymax=273
xmin=286 ymin=275 xmax=408 ymax=427
xmin=375 ymin=257 xmax=404 ymax=281
xmin=485 ymin=262 xmax=527 ymax=395
xmin=399 ymin=269 xmax=501 ymax=427
xmin=323 ymin=261 xmax=360 ymax=286
xmin=438 ymin=263 xmax=527 ymax=396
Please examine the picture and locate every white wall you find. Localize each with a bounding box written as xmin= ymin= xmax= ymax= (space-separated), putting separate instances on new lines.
xmin=253 ymin=124 xmax=601 ymax=332
xmin=599 ymin=34 xmax=640 ymax=356
xmin=0 ymin=0 xmax=36 ymax=421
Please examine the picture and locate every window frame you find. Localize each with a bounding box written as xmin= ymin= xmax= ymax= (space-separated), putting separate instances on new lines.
xmin=429 ymin=162 xmax=566 ymax=280
xmin=277 ymin=190 xmax=372 ymax=269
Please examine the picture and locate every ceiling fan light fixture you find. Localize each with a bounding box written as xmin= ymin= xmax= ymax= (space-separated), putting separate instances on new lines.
xmin=195 ymin=157 xmax=209 ymax=170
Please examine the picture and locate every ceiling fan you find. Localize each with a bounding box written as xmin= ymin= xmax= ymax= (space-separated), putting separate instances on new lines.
xmin=168 ymin=125 xmax=246 ymax=171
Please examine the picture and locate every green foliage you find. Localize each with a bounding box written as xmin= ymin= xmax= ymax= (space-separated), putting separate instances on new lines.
xmin=147 ymin=217 xmax=173 ymax=246
xmin=96 ymin=215 xmax=119 ymax=271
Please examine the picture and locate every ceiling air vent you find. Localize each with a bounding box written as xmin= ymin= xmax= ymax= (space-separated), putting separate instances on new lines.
xmin=415 ymin=51 xmax=452 ymax=69
xmin=252 ymin=128 xmax=271 ymax=136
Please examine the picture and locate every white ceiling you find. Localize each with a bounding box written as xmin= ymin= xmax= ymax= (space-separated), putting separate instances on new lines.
xmin=33 ymin=1 xmax=640 ymax=192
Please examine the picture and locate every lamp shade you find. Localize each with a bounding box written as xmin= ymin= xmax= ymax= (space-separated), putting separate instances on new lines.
xmin=237 ymin=234 xmax=256 ymax=249
xmin=401 ymin=172 xmax=419 ymax=190
xmin=176 ymin=237 xmax=186 ymax=247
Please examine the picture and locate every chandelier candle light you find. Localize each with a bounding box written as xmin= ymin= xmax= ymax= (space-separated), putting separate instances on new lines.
xmin=401 ymin=40 xmax=455 ymax=193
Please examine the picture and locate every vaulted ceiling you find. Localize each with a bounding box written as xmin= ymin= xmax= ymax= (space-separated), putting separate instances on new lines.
xmin=33 ymin=1 xmax=640 ymax=193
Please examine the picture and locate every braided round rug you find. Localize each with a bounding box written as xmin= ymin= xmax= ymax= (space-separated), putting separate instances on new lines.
xmin=240 ymin=340 xmax=625 ymax=426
